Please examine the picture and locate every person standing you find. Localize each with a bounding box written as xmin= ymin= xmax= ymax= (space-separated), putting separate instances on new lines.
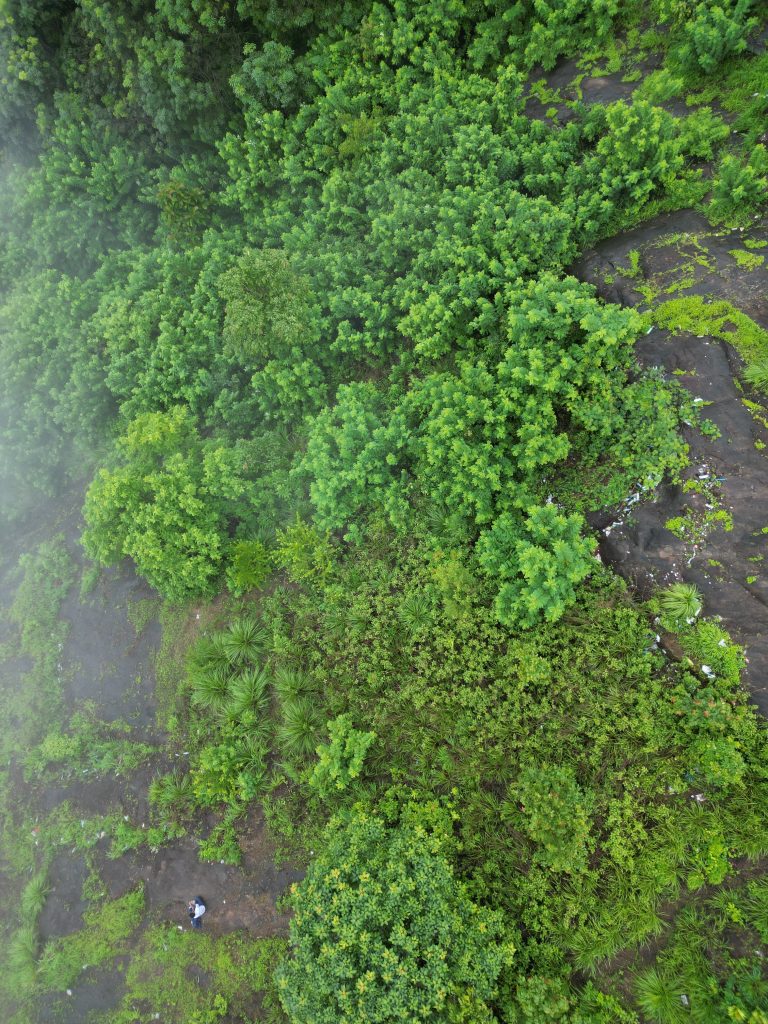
xmin=188 ymin=896 xmax=206 ymax=929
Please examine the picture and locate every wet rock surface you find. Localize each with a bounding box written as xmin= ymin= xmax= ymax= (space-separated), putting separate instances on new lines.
xmin=574 ymin=209 xmax=768 ymax=714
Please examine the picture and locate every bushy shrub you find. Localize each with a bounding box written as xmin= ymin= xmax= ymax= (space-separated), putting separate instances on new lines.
xmin=274 ymin=518 xmax=334 ymax=585
xmin=672 ymin=0 xmax=757 ymax=75
xmin=308 ymin=714 xmax=376 ymax=800
xmin=226 ymin=539 xmax=272 ymax=595
xmin=191 ymin=733 xmax=268 ymax=806
xmin=477 ymin=506 xmax=595 ymax=629
xmin=276 ymin=799 xmax=514 ymax=1023
xmin=709 ymin=146 xmax=768 ymax=225
xmin=516 ymin=765 xmax=593 ymax=873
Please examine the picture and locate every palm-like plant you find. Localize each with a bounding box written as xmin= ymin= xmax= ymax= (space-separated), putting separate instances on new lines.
xmin=398 ymin=592 xmax=434 ymax=638
xmin=634 ymin=967 xmax=687 ymax=1024
xmin=272 ymin=666 xmax=315 ymax=703
xmin=190 ymin=663 xmax=231 ymax=715
xmin=149 ymin=770 xmax=193 ymax=820
xmin=187 ymin=632 xmax=231 ymax=683
xmin=278 ymin=696 xmax=323 ymax=759
xmin=659 ymin=582 xmax=702 ymax=624
xmin=237 ymin=735 xmax=268 ymax=773
xmin=222 ymin=617 xmax=269 ymax=666
xmin=227 ymin=666 xmax=271 ymax=718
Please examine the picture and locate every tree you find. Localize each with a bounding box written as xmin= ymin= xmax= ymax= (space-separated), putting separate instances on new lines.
xmin=476 ymin=505 xmax=595 ymax=629
xmin=219 ymin=248 xmax=319 ymax=364
xmin=276 ymin=799 xmax=514 ymax=1024
xmin=82 ymin=407 xmax=257 ymax=600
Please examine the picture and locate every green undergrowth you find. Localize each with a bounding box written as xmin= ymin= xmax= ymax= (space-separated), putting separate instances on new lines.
xmin=664 ymin=477 xmax=734 ymax=554
xmin=159 ymin=525 xmax=768 ymax=1020
xmin=24 ymin=708 xmax=156 ymax=781
xmin=2 ymin=2 xmax=768 ymax=1023
xmin=612 ymin=873 xmax=768 ymax=1022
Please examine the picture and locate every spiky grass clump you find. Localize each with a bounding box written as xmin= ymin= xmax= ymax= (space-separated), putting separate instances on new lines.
xmin=20 ymin=871 xmax=51 ymax=920
xmin=237 ymin=736 xmax=268 ymax=772
xmin=634 ymin=967 xmax=687 ymax=1024
xmin=278 ymin=696 xmax=323 ymax=759
xmin=7 ymin=924 xmax=38 ymax=990
xmin=398 ymin=592 xmax=433 ymax=638
xmin=188 ymin=633 xmax=230 ymax=677
xmin=568 ymin=921 xmax=624 ymax=976
xmin=222 ymin=617 xmax=269 ymax=666
xmin=149 ymin=770 xmax=193 ymax=821
xmin=659 ymin=582 xmax=702 ymax=624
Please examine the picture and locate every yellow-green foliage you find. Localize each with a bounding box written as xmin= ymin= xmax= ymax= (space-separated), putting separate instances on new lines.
xmin=277 ymin=799 xmax=514 ymax=1024
xmin=730 ymin=248 xmax=765 ymax=270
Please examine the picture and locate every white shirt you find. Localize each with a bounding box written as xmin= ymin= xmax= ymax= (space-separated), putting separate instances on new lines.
xmin=193 ymin=902 xmax=206 ymax=919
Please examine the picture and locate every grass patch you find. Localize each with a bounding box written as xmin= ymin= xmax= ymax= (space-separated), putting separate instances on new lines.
xmin=730 ymin=248 xmax=765 ymax=270
xmin=37 ymin=886 xmax=145 ymax=992
xmin=101 ymin=925 xmax=288 ymax=1024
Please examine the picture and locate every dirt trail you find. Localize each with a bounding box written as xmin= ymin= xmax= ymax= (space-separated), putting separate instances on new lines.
xmin=99 ymin=807 xmax=299 ymax=937
xmin=574 ymin=209 xmax=768 ymax=714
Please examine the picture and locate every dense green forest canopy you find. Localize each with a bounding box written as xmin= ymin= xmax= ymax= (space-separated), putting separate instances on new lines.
xmin=3 ymin=0 xmax=756 ymax=618
xmin=2 ymin=0 xmax=768 ymax=1022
